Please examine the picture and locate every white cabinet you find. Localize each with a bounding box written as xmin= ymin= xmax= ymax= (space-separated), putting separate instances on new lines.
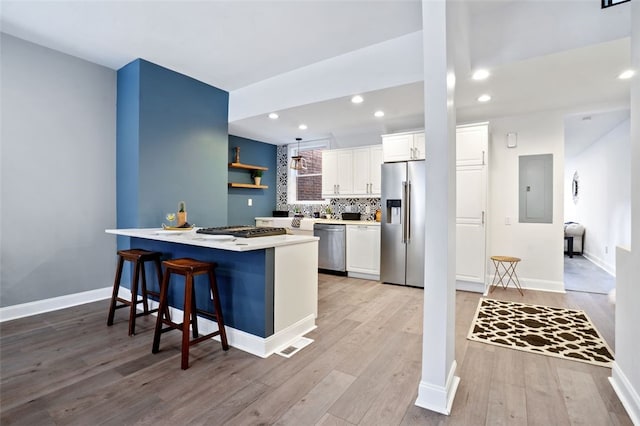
xmin=455 ymin=123 xmax=489 ymax=291
xmin=456 ymin=123 xmax=488 ymax=166
xmin=321 ymin=149 xmax=353 ymax=198
xmin=346 ymin=224 xmax=380 ymax=277
xmin=322 ymin=145 xmax=381 ymax=198
xmin=352 ymin=145 xmax=383 ymax=197
xmin=382 ymin=131 xmax=425 ymax=162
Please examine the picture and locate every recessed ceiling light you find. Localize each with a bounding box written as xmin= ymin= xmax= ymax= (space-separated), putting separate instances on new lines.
xmin=472 ymin=69 xmax=490 ymax=80
xmin=374 ymin=111 xmax=385 ymax=118
xmin=351 ymin=95 xmax=364 ymax=104
xmin=477 ymin=94 xmax=491 ymax=102
xmin=618 ymin=69 xmax=635 ymax=79
xmin=268 ymin=112 xmax=279 ymax=119
xmin=298 ymin=124 xmax=308 ymax=130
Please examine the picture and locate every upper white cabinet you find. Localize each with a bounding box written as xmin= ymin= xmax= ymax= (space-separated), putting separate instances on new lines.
xmin=321 ymin=149 xmax=353 ymax=197
xmin=352 ymin=145 xmax=383 ymax=197
xmin=322 ymin=145 xmax=381 ymax=198
xmin=456 ymin=123 xmax=488 ymax=166
xmin=382 ymin=131 xmax=425 ymax=162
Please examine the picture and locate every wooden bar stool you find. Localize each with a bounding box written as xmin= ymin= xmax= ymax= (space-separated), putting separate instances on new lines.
xmin=490 ymin=255 xmax=524 ymax=296
xmin=152 ymin=258 xmax=229 ymax=370
xmin=107 ymin=249 xmax=164 ymax=336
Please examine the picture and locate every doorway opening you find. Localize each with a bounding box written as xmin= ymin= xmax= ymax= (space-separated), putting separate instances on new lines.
xmin=562 ymin=109 xmax=631 ymax=294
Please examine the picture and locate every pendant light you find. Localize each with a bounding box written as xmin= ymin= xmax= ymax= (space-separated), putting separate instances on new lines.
xmin=289 ymin=137 xmax=307 ymax=171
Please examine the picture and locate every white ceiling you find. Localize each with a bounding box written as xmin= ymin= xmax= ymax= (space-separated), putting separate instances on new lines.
xmin=564 ymin=108 xmax=630 ymax=158
xmin=0 ymin=0 xmax=634 ymax=147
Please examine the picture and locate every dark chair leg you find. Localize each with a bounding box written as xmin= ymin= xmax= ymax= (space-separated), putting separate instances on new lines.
xmin=209 ymin=269 xmax=229 ymax=350
xmin=107 ymin=256 xmax=124 ymax=326
xmin=152 ymin=270 xmax=171 ymax=354
xmin=181 ymin=274 xmax=194 ymax=370
xmin=129 ymin=261 xmax=141 ymax=336
xmin=154 ymin=258 xmax=170 ymax=321
xmin=140 ymin=263 xmax=150 ymax=314
xmin=191 ymin=285 xmax=199 ymax=339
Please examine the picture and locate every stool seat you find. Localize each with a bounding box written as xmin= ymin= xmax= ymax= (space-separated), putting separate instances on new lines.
xmin=163 ymin=258 xmax=212 ymax=273
xmin=107 ymin=249 xmax=164 ymax=336
xmin=490 ymin=255 xmax=521 ymax=263
xmin=152 ymin=257 xmax=228 ymax=370
xmin=489 ymin=255 xmax=523 ymax=296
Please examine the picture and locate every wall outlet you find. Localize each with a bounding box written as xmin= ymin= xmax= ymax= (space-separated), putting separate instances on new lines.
xmin=505 ymin=216 xmax=511 ymax=225
xmin=365 ymin=205 xmax=371 ymax=214
xmin=605 ymin=246 xmax=608 ymax=254
xmin=248 ymin=198 xmax=252 ymax=206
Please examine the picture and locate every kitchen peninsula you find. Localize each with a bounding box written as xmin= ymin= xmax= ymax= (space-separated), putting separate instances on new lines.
xmin=106 ymin=228 xmax=318 ymax=358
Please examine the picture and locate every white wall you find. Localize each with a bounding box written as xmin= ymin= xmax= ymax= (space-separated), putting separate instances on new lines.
xmin=0 ymin=34 xmax=116 ymax=307
xmin=610 ymin=1 xmax=640 ymax=423
xmin=487 ymin=110 xmax=565 ymax=291
xmin=564 ymin=118 xmax=631 ymax=274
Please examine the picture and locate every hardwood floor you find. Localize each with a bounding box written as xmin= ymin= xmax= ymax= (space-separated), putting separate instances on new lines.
xmin=0 ymin=274 xmax=631 ymax=425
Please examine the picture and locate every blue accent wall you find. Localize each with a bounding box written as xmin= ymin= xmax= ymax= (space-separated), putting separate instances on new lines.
xmin=116 ymin=59 xmax=229 ymax=232
xmin=228 ymin=135 xmax=278 ymax=225
xmin=131 ymin=238 xmax=274 ymax=337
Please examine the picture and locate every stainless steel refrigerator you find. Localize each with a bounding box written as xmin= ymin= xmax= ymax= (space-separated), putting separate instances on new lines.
xmin=380 ymin=161 xmax=425 ymax=287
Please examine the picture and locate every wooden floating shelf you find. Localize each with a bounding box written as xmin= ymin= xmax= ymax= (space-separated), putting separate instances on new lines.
xmin=228 ymin=183 xmax=268 ymax=189
xmin=228 ymin=162 xmax=268 ymax=171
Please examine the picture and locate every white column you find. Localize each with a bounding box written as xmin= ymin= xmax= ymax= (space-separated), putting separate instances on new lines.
xmin=609 ymin=1 xmax=640 ymax=424
xmin=414 ymin=0 xmax=459 ymax=415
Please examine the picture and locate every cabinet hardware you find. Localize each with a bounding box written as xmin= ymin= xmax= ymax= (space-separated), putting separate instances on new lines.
xmin=482 ymin=150 xmax=485 ymax=165
xmin=482 ymin=211 xmax=485 ymax=225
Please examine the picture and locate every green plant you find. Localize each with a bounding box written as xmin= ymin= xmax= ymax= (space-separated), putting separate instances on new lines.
xmin=251 ymin=169 xmax=263 ymax=178
xmin=178 ymin=201 xmax=186 ymax=212
xmin=325 ymin=206 xmax=332 ymax=214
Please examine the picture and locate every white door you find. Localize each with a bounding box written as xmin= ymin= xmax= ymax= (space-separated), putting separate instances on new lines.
xmin=346 ymin=225 xmax=381 ymax=275
xmin=336 ymin=150 xmax=353 ymax=195
xmin=456 ymin=124 xmax=488 ymax=166
xmin=382 ymin=134 xmax=413 ymax=162
xmin=413 ymin=132 xmax=426 ymax=160
xmin=321 ymin=150 xmax=338 ymax=197
xmin=456 ymin=165 xmax=487 ymax=285
xmin=352 ymin=147 xmax=371 ymax=195
xmin=369 ymin=145 xmax=383 ymax=196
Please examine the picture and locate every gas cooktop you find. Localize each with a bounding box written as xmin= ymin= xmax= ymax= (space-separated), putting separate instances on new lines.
xmin=196 ymin=226 xmax=287 ymax=238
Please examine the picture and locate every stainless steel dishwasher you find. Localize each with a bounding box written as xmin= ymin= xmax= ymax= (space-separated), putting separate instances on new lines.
xmin=313 ymin=223 xmax=346 ymax=273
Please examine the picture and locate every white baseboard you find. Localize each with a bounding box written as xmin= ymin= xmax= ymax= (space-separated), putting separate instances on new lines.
xmin=0 ymin=287 xmax=112 ymax=322
xmin=583 ymin=252 xmax=616 ymax=277
xmin=415 ymin=360 xmax=460 ymax=415
xmin=485 ymin=274 xmax=565 ymax=294
xmin=456 ymin=280 xmax=485 ymax=293
xmin=609 ymin=362 xmax=640 ymax=425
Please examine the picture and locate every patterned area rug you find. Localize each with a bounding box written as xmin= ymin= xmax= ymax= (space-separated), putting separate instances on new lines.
xmin=467 ymin=298 xmax=614 ymax=368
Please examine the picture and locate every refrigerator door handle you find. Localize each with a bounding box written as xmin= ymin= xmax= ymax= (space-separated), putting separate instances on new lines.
xmin=406 ymin=180 xmax=411 ymax=242
xmin=402 ymin=181 xmax=408 ymax=243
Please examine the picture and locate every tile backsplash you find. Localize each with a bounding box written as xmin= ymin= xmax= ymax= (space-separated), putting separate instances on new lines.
xmin=275 ymin=145 xmax=381 ymax=221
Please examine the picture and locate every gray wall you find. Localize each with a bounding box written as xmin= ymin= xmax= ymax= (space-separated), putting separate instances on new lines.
xmin=0 ymin=34 xmax=117 ymax=307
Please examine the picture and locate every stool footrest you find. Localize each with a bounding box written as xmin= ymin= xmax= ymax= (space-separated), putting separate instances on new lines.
xmin=189 ymin=331 xmax=222 ymax=346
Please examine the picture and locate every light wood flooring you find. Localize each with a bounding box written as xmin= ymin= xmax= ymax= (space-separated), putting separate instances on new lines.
xmin=0 ymin=274 xmax=631 ymax=425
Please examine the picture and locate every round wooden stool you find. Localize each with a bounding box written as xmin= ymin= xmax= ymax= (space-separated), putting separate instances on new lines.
xmin=489 ymin=255 xmax=524 ymax=296
xmin=152 ymin=258 xmax=229 ymax=370
xmin=107 ymin=249 xmax=164 ymax=336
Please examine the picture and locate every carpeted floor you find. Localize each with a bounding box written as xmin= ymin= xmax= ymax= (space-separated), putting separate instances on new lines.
xmin=564 ymin=255 xmax=615 ymax=294
xmin=467 ymin=298 xmax=614 ymax=368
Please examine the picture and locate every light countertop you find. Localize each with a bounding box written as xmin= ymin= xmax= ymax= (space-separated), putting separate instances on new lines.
xmin=106 ymin=228 xmax=318 ymax=252
xmin=255 ymin=217 xmax=380 ymax=227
